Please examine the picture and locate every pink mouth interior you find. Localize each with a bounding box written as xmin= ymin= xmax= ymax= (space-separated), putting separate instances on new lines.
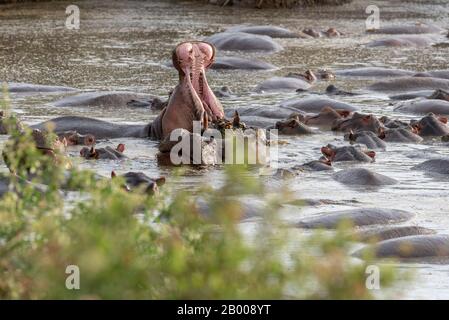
xmin=174 ymin=42 xmax=224 ymax=121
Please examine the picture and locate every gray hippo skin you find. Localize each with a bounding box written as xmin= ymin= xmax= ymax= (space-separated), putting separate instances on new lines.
xmin=113 ymin=171 xmax=165 ymax=194
xmin=6 ymin=82 xmax=77 ymax=93
xmin=345 ymin=131 xmax=387 ymax=149
xmin=394 ymin=99 xmax=449 ymax=115
xmin=333 ymin=168 xmax=398 ymax=186
xmin=332 ymin=113 xmax=384 ymax=133
xmin=355 ymin=226 xmax=436 ymax=243
xmin=412 ymin=113 xmax=449 ymax=137
xmin=412 ymin=159 xmax=449 ymax=175
xmin=367 ymin=77 xmax=449 ymax=92
xmin=334 ymin=67 xmax=414 ymax=78
xmin=225 ymin=25 xmax=299 ymax=38
xmin=389 ymin=90 xmax=435 ymax=100
xmin=255 ymin=76 xmax=312 ymax=92
xmin=52 ymin=91 xmax=158 ymax=108
xmin=80 ymin=144 xmax=126 ymax=160
xmin=31 ymin=116 xmax=151 ymax=139
xmin=321 ymin=144 xmax=375 ymax=163
xmin=205 ymin=32 xmax=282 ymax=52
xmin=297 ymin=208 xmax=414 ymax=229
xmin=380 ymin=128 xmax=423 ymax=143
xmin=414 ymin=70 xmax=449 ymax=80
xmin=280 ymin=97 xmax=358 ymax=113
xmin=304 ymin=106 xmax=350 ymax=129
xmin=366 ymin=35 xmax=439 ymax=48
xmin=275 ymin=118 xmax=313 ymax=135
xmin=367 ymin=23 xmax=444 ymax=34
xmin=211 ymin=57 xmax=275 ymax=70
xmin=354 ymin=235 xmax=449 ymax=261
xmin=291 ymin=160 xmax=334 ymax=172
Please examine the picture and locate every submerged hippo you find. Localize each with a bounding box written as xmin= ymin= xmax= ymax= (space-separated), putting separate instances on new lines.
xmin=52 ymin=91 xmax=158 ymax=108
xmin=367 ymin=23 xmax=444 ymax=34
xmin=354 ymin=226 xmax=436 ymax=243
xmin=321 ymin=144 xmax=376 ymax=162
xmin=5 ymin=82 xmax=77 ymax=93
xmin=33 ymin=41 xmax=224 ymax=141
xmin=325 ymin=85 xmax=357 ymax=96
xmin=275 ymin=117 xmax=313 ymax=135
xmin=280 ymin=97 xmax=358 ymax=113
xmin=301 ymin=28 xmax=343 ymax=38
xmin=354 ymin=235 xmax=449 ymax=262
xmin=428 ymin=89 xmax=449 ymax=101
xmin=297 ymin=208 xmax=414 ymax=229
xmin=412 ymin=113 xmax=449 ymax=137
xmin=366 ymin=35 xmax=439 ymax=48
xmin=345 ymin=131 xmax=387 ymax=149
xmin=414 ymin=70 xmax=449 ymax=81
xmin=112 ymin=171 xmax=165 ymax=194
xmin=304 ymin=106 xmax=350 ymax=129
xmin=379 ymin=127 xmax=423 ymax=143
xmin=367 ymin=77 xmax=449 ymax=92
xmin=225 ymin=25 xmax=299 ymax=38
xmin=255 ymin=76 xmax=312 ymax=92
xmin=211 ymin=56 xmax=275 ymax=70
xmin=80 ymin=144 xmax=126 ymax=160
xmin=333 ymin=168 xmax=398 ymax=186
xmin=291 ymin=159 xmax=333 ymax=172
xmin=334 ymin=67 xmax=414 ymax=78
xmin=58 ymin=131 xmax=96 ymax=146
xmin=394 ymin=99 xmax=449 ymax=115
xmin=412 ymin=159 xmax=449 ymax=175
xmin=205 ymin=32 xmax=282 ymax=52
xmin=332 ymin=112 xmax=384 ymax=133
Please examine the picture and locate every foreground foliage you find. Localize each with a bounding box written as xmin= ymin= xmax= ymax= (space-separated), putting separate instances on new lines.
xmin=0 ymin=91 xmax=400 ymax=299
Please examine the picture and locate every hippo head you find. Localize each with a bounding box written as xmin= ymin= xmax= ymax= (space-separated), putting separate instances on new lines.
xmin=275 ymin=117 xmax=312 ymax=135
xmin=305 ymin=106 xmax=350 ymax=127
xmin=61 ymin=131 xmax=96 ymax=146
xmin=332 ymin=112 xmax=384 ymax=133
xmin=412 ymin=113 xmax=449 ymax=137
xmin=112 ymin=171 xmax=166 ymax=194
xmin=162 ymin=41 xmax=224 ymax=138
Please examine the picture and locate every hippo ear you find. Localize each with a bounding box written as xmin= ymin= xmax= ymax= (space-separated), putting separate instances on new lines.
xmin=337 ymin=110 xmax=350 ymax=118
xmin=116 ymin=143 xmax=125 ymax=153
xmin=111 ymin=171 xmax=117 ymax=178
xmin=348 ymin=130 xmax=355 ymax=141
xmin=365 ymin=151 xmax=376 ymax=159
xmin=84 ymin=134 xmax=96 ymax=146
xmin=288 ymin=119 xmax=298 ymax=127
xmin=438 ymin=117 xmax=448 ymax=124
xmin=362 ymin=115 xmax=372 ymax=123
xmin=378 ymin=128 xmax=386 ymax=140
xmin=155 ymin=177 xmax=166 ymax=186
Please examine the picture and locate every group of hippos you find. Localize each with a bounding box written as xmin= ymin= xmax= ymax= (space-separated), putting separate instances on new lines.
xmin=3 ymin=22 xmax=449 ymax=263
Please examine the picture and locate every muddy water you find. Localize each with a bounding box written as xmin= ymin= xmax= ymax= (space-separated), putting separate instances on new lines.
xmin=1 ymin=0 xmax=449 ymax=299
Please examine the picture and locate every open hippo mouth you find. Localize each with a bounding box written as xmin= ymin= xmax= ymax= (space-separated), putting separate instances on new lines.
xmin=173 ymin=41 xmax=224 ymax=124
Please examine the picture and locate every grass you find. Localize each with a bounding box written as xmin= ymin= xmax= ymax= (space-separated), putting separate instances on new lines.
xmin=0 ymin=88 xmax=403 ymax=299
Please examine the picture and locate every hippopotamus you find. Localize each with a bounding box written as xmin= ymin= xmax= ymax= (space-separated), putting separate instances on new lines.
xmin=33 ymin=41 xmax=224 ymax=141
xmin=334 ymin=67 xmax=414 ymax=78
xmin=379 ymin=127 xmax=423 ymax=143
xmin=394 ymin=99 xmax=449 ymax=115
xmin=353 ymin=235 xmax=449 ymax=262
xmin=275 ymin=117 xmax=313 ymax=135
xmin=304 ymin=106 xmax=350 ymax=129
xmin=366 ymin=35 xmax=439 ymax=47
xmin=325 ymin=85 xmax=357 ymax=96
xmin=379 ymin=115 xmax=410 ymax=129
xmin=367 ymin=23 xmax=444 ymax=34
xmin=412 ymin=159 xmax=449 ymax=175
xmin=80 ymin=144 xmax=126 ymax=160
xmin=411 ymin=113 xmax=449 ymax=137
xmin=333 ymin=168 xmax=398 ymax=186
xmin=205 ymin=32 xmax=282 ymax=52
xmin=58 ymin=131 xmax=96 ymax=146
xmin=291 ymin=159 xmax=333 ymax=172
xmin=301 ymin=28 xmax=343 ymax=38
xmin=414 ymin=70 xmax=449 ymax=80
xmin=255 ymin=76 xmax=312 ymax=92
xmin=5 ymin=82 xmax=77 ymax=93
xmin=225 ymin=25 xmax=299 ymax=38
xmin=367 ymin=77 xmax=449 ymax=92
xmin=297 ymin=208 xmax=414 ymax=229
xmin=210 ymin=56 xmax=275 ymax=70
xmin=332 ymin=112 xmax=384 ymax=133
xmin=321 ymin=144 xmax=376 ymax=163
xmin=51 ymin=91 xmax=159 ymax=108
xmin=345 ymin=131 xmax=387 ymax=149
xmin=428 ymin=89 xmax=449 ymax=101
xmin=389 ymin=90 xmax=435 ymax=100
xmin=354 ymin=226 xmax=435 ymax=243
xmin=287 ymin=69 xmax=335 ymax=83
xmin=111 ymin=171 xmax=165 ymax=194
xmin=280 ymin=97 xmax=358 ymax=113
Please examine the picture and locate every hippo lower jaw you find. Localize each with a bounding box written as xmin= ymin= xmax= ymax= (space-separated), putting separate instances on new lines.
xmin=161 ymin=41 xmax=224 ymax=139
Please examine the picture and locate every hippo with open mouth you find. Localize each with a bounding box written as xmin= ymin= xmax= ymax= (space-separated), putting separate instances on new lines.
xmin=32 ymin=41 xmax=224 ymax=141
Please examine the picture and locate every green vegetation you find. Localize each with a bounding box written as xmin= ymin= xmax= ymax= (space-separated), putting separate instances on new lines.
xmin=0 ymin=89 xmax=401 ymax=299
